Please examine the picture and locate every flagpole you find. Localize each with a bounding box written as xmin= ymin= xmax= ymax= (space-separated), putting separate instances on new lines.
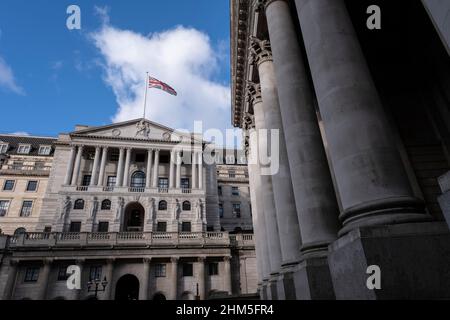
xmin=143 ymin=71 xmax=149 ymax=119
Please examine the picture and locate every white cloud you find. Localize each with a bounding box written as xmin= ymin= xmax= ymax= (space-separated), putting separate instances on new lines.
xmin=89 ymin=10 xmax=235 ymax=143
xmin=10 ymin=132 xmax=30 ymax=136
xmin=0 ymin=56 xmax=24 ymax=95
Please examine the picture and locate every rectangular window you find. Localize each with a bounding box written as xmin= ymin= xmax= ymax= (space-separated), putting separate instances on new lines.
xmin=89 ymin=266 xmax=102 ymax=281
xmin=69 ymin=222 xmax=81 ymax=233
xmin=208 ymin=263 xmax=219 ymax=276
xmin=17 ymin=144 xmax=31 ymax=154
xmin=158 ymin=178 xmax=169 ymax=189
xmin=26 ymin=181 xmax=38 ymax=192
xmin=0 ymin=143 xmax=9 ymax=154
xmin=97 ymin=222 xmax=109 ymax=233
xmin=181 ymin=222 xmax=192 ymax=233
xmin=229 ymin=170 xmax=236 ymax=178
xmin=38 ymin=145 xmax=52 ymax=156
xmin=218 ymin=186 xmax=222 ymax=196
xmin=20 ymin=201 xmax=33 ymax=217
xmin=44 ymin=226 xmax=52 ymax=233
xmin=82 ymin=175 xmax=91 ymax=186
xmin=181 ymin=178 xmax=190 ymax=189
xmin=0 ymin=200 xmax=10 ymax=217
xmin=3 ymin=180 xmax=15 ymax=191
xmin=24 ymin=267 xmax=40 ymax=282
xmin=182 ymin=263 xmax=193 ymax=277
xmin=232 ymin=187 xmax=240 ymax=196
xmin=156 ymin=222 xmax=167 ymax=232
xmin=219 ymin=203 xmax=224 ymax=218
xmin=107 ymin=176 xmax=117 ymax=187
xmin=233 ymin=203 xmax=241 ymax=218
xmin=57 ymin=266 xmax=69 ymax=281
xmin=155 ymin=264 xmax=167 ymax=277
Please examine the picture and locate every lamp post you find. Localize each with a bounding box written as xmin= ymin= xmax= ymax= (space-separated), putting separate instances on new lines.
xmin=195 ymin=283 xmax=200 ymax=300
xmin=87 ymin=276 xmax=108 ymax=299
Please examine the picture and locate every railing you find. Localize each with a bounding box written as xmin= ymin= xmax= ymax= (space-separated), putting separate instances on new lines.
xmin=129 ymin=187 xmax=145 ymax=193
xmin=182 ymin=188 xmax=192 ymax=194
xmin=76 ymin=186 xmax=89 ymax=192
xmin=103 ymin=186 xmax=115 ymax=192
xmin=158 ymin=188 xmax=169 ymax=194
xmin=6 ymin=231 xmax=253 ymax=249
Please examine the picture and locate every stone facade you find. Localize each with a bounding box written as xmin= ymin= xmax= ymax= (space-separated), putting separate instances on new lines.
xmin=231 ymin=0 xmax=450 ymax=299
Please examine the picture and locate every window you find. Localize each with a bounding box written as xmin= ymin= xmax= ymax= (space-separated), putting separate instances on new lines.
xmin=24 ymin=267 xmax=40 ymax=282
xmin=109 ymin=152 xmax=119 ymax=162
xmin=229 ymin=170 xmax=236 ymax=178
xmin=107 ymin=176 xmax=117 ymax=187
xmin=0 ymin=200 xmax=10 ymax=216
xmin=233 ymin=203 xmax=241 ymax=218
xmin=0 ymin=143 xmax=9 ymax=154
xmin=219 ymin=203 xmax=224 ymax=218
xmin=135 ymin=153 xmax=145 ymax=163
xmin=182 ymin=263 xmax=193 ymax=277
xmin=155 ymin=264 xmax=167 ymax=277
xmin=14 ymin=227 xmax=26 ymax=235
xmin=69 ymin=222 xmax=81 ymax=233
xmin=20 ymin=201 xmax=33 ymax=217
xmin=158 ymin=201 xmax=167 ymax=211
xmin=158 ymin=178 xmax=169 ymax=189
xmin=156 ymin=222 xmax=167 ymax=232
xmin=17 ymin=144 xmax=31 ymax=154
xmin=57 ymin=266 xmax=69 ymax=281
xmin=3 ymin=180 xmax=15 ymax=191
xmin=35 ymin=161 xmax=45 ymax=170
xmin=89 ymin=266 xmax=102 ymax=281
xmin=181 ymin=222 xmax=191 ymax=232
xmin=232 ymin=187 xmax=240 ymax=196
xmin=182 ymin=201 xmax=191 ymax=211
xmin=218 ymin=186 xmax=222 ymax=196
xmin=38 ymin=145 xmax=52 ymax=156
xmin=82 ymin=175 xmax=91 ymax=186
xmin=101 ymin=199 xmax=111 ymax=210
xmin=207 ymin=226 xmax=214 ymax=232
xmin=131 ymin=171 xmax=146 ymax=188
xmin=26 ymin=181 xmax=38 ymax=192
xmin=208 ymin=263 xmax=219 ymax=276
xmin=181 ymin=178 xmax=190 ymax=189
xmin=74 ymin=199 xmax=84 ymax=210
xmin=97 ymin=222 xmax=109 ymax=233
xmin=43 ymin=226 xmax=52 ymax=233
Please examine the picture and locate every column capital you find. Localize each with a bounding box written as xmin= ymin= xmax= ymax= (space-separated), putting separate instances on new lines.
xmin=155 ymin=149 xmax=161 ymax=153
xmin=248 ymin=36 xmax=272 ymax=67
xmin=253 ymin=0 xmax=286 ymax=12
xmin=143 ymin=257 xmax=152 ymax=264
xmin=223 ymin=256 xmax=232 ymax=262
xmin=246 ymin=81 xmax=262 ymax=106
xmin=75 ymin=259 xmax=85 ymax=266
xmin=43 ymin=258 xmax=54 ymax=265
xmin=197 ymin=257 xmax=206 ymax=263
xmin=170 ymin=257 xmax=179 ymax=263
xmin=105 ymin=258 xmax=115 ymax=264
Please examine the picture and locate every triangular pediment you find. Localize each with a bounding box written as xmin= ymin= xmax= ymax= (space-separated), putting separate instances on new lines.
xmin=70 ymin=118 xmax=202 ymax=143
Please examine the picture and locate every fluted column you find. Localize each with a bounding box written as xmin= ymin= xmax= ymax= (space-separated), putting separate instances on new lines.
xmin=192 ymin=152 xmax=197 ymax=189
xmin=295 ymin=0 xmax=425 ymax=234
xmin=197 ymin=257 xmax=205 ymax=300
xmin=122 ymin=148 xmax=132 ymax=187
xmin=152 ymin=149 xmax=160 ymax=188
xmin=146 ymin=149 xmax=153 ymax=188
xmin=2 ymin=260 xmax=18 ymax=300
xmin=248 ymin=38 xmax=303 ymax=266
xmin=176 ymin=151 xmax=182 ymax=189
xmin=97 ymin=147 xmax=108 ymax=187
xmin=102 ymin=259 xmax=114 ymax=300
xmin=256 ymin=0 xmax=340 ymax=256
xmin=198 ymin=152 xmax=203 ymax=190
xmin=223 ymin=256 xmax=232 ymax=294
xmin=141 ymin=258 xmax=152 ymax=300
xmin=71 ymin=145 xmax=84 ymax=186
xmin=169 ymin=150 xmax=175 ymax=189
xmin=116 ymin=148 xmax=125 ymax=187
xmin=37 ymin=259 xmax=52 ymax=300
xmin=64 ymin=145 xmax=77 ymax=185
xmin=90 ymin=146 xmax=101 ymax=186
xmin=170 ymin=257 xmax=178 ymax=300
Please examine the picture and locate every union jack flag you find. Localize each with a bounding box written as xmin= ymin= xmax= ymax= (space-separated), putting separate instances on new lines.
xmin=148 ymin=76 xmax=177 ymax=96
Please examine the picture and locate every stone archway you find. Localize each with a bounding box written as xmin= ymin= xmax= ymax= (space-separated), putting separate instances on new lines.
xmin=123 ymin=202 xmax=145 ymax=232
xmin=115 ymin=274 xmax=140 ymax=301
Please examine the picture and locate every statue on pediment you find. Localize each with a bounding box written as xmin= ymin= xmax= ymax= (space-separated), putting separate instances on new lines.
xmin=135 ymin=120 xmax=151 ymax=139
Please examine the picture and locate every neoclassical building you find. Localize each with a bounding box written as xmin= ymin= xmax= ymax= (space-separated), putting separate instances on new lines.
xmin=0 ymin=119 xmax=257 ymax=300
xmin=231 ymin=0 xmax=450 ymax=299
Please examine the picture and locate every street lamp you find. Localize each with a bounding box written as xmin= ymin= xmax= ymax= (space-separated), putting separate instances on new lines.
xmin=87 ymin=276 xmax=108 ymax=299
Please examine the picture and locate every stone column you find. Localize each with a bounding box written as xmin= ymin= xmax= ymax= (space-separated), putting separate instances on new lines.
xmin=141 ymin=258 xmax=151 ymax=300
xmin=98 ymin=147 xmax=108 ymax=187
xmin=257 ymin=0 xmax=340 ymax=256
xmin=198 ymin=152 xmax=203 ymax=190
xmin=197 ymin=257 xmax=205 ymax=300
xmin=170 ymin=257 xmax=178 ymax=300
xmin=248 ymin=38 xmax=303 ymax=266
xmin=146 ymin=149 xmax=153 ymax=188
xmin=2 ymin=260 xmax=18 ymax=300
xmin=37 ymin=259 xmax=52 ymax=300
xmin=64 ymin=145 xmax=77 ymax=185
xmin=176 ymin=151 xmax=182 ymax=189
xmin=122 ymin=148 xmax=132 ymax=187
xmin=223 ymin=256 xmax=232 ymax=294
xmin=295 ymin=0 xmax=425 ymax=234
xmin=74 ymin=259 xmax=85 ymax=300
xmin=169 ymin=150 xmax=175 ymax=189
xmin=71 ymin=145 xmax=84 ymax=186
xmin=192 ymin=152 xmax=197 ymax=189
xmin=102 ymin=259 xmax=114 ymax=300
xmin=116 ymin=148 xmax=125 ymax=187
xmin=90 ymin=146 xmax=101 ymax=186
xmin=152 ymin=149 xmax=160 ymax=188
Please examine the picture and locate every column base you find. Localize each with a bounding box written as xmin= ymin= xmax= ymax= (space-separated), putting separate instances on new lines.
xmin=293 ymin=256 xmax=335 ymax=300
xmin=328 ymin=222 xmax=450 ymax=299
xmin=280 ymin=264 xmax=298 ymax=300
xmin=260 ymin=280 xmax=269 ymax=300
xmin=267 ymin=274 xmax=282 ymax=300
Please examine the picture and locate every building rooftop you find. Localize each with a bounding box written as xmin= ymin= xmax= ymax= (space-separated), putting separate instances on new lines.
xmin=0 ymin=134 xmax=57 ymax=157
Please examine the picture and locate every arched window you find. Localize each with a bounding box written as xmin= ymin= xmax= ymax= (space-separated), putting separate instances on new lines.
xmin=101 ymin=200 xmax=111 ymax=210
xmin=14 ymin=227 xmax=26 ymax=236
xmin=182 ymin=201 xmax=191 ymax=211
xmin=74 ymin=199 xmax=85 ymax=210
xmin=158 ymin=200 xmax=167 ymax=211
xmin=131 ymin=171 xmax=146 ymax=188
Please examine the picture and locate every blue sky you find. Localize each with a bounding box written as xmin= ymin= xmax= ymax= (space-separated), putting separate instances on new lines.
xmin=0 ymin=0 xmax=232 ymax=138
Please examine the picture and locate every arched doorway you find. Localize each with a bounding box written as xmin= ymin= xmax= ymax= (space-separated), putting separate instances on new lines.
xmin=115 ymin=274 xmax=140 ymax=301
xmin=123 ymin=202 xmax=145 ymax=232
xmin=153 ymin=292 xmax=167 ymax=301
